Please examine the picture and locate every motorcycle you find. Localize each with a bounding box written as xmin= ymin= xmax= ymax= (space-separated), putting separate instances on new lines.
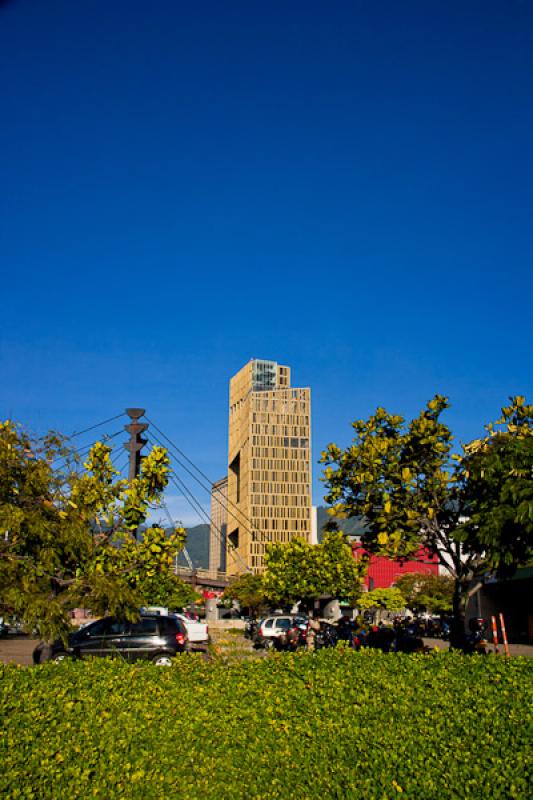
xmin=440 ymin=620 xmax=451 ymax=641
xmin=366 ymin=624 xmax=396 ymax=653
xmin=314 ymin=622 xmax=338 ymax=650
xmin=244 ymin=618 xmax=258 ymax=640
xmin=276 ymin=622 xmax=307 ymax=652
xmin=336 ymin=616 xmax=356 ymax=647
xmin=463 ymin=617 xmax=488 ymax=655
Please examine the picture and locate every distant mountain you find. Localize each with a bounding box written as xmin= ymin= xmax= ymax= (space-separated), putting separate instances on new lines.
xmin=316 ymin=507 xmax=367 ymax=542
xmin=176 ymin=523 xmax=210 ymax=569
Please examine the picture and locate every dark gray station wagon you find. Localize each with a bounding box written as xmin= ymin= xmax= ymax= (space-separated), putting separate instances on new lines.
xmin=33 ymin=614 xmax=188 ymax=666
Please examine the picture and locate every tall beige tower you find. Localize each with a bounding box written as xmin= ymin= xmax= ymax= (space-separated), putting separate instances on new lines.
xmin=226 ymin=359 xmax=312 ymax=575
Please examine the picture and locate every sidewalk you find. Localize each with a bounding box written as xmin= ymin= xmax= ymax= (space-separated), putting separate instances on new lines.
xmin=424 ymin=637 xmax=533 ymax=657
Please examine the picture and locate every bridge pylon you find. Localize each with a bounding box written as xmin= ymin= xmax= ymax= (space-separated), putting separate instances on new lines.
xmin=124 ymin=408 xmax=148 ymax=481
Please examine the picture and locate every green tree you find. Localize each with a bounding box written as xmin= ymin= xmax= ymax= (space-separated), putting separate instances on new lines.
xmin=357 ymin=587 xmax=405 ymax=622
xmin=138 ymin=567 xmax=199 ymax=610
xmin=262 ymin=531 xmax=365 ymax=610
xmin=0 ymin=420 xmax=188 ymax=640
xmin=320 ymin=396 xmax=533 ymax=635
xmin=460 ymin=397 xmax=533 ymax=577
xmin=394 ymin=573 xmax=454 ymax=614
xmin=223 ymin=573 xmax=268 ymax=615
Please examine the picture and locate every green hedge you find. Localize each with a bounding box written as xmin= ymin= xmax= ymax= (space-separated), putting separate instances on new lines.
xmin=1 ymin=650 xmax=532 ymax=799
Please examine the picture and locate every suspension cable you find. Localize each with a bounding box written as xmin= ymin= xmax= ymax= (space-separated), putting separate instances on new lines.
xmin=157 ymin=496 xmax=194 ymax=571
xmin=68 ymin=413 xmax=127 ymax=439
xmin=165 ymin=470 xmax=251 ymax=574
xmin=145 ymin=420 xmax=266 ymax=545
xmin=52 ymin=429 xmax=124 ymax=467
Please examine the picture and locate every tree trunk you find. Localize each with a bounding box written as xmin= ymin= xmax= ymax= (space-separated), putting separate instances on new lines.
xmin=449 ymin=578 xmax=467 ymax=650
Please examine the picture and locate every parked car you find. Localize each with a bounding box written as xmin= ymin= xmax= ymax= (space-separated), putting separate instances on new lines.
xmin=142 ymin=606 xmax=209 ymax=645
xmin=172 ymin=613 xmax=209 ymax=645
xmin=254 ymin=615 xmax=308 ymax=650
xmin=32 ymin=614 xmax=188 ymax=666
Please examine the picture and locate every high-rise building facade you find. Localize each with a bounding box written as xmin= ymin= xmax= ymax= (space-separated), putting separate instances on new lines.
xmin=226 ymin=359 xmax=312 ymax=574
xmin=209 ymin=476 xmax=228 ymax=574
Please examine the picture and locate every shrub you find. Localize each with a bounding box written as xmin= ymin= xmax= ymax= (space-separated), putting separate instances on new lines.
xmin=1 ymin=651 xmax=531 ymax=799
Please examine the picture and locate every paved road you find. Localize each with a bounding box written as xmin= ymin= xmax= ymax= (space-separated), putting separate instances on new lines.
xmin=2 ymin=635 xmax=532 ymax=667
xmin=0 ymin=635 xmax=210 ymax=666
xmin=0 ymin=635 xmax=37 ymax=666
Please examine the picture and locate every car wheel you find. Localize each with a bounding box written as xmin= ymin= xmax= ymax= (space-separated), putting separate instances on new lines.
xmin=52 ymin=652 xmax=71 ymax=663
xmin=152 ymin=654 xmax=173 ymax=666
xmin=263 ymin=638 xmax=275 ymax=651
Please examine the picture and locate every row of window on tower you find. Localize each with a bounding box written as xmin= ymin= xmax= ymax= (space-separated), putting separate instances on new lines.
xmin=251 ymin=423 xmax=308 ymax=437
xmin=251 ymin=506 xmax=310 ymax=519
xmin=251 ymin=413 xmax=310 ymax=426
xmin=251 ymin=395 xmax=308 ymax=412
xmin=251 ymin=448 xmax=310 ymax=464
xmin=249 ymin=469 xmax=310 ymax=484
xmin=249 ymin=481 xmax=309 ymax=494
xmin=250 ymin=459 xmax=311 ymax=474
xmin=249 ymin=517 xmax=310 ymax=535
xmin=251 ymin=434 xmax=309 ymax=448
xmin=250 ymin=494 xmax=308 ymax=507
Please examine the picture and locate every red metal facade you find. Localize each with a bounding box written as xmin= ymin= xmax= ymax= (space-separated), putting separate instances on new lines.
xmin=351 ymin=542 xmax=439 ymax=590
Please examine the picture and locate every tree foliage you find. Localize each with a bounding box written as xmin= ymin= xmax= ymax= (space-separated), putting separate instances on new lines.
xmin=262 ymin=531 xmax=365 ymax=608
xmin=321 ymin=396 xmax=533 ymax=626
xmin=357 ymin=587 xmax=405 ymax=613
xmin=460 ymin=397 xmax=533 ymax=577
xmin=223 ymin=573 xmax=268 ymax=615
xmin=0 ymin=420 xmax=189 ymax=639
xmin=322 ymin=396 xmax=459 ymax=560
xmin=393 ymin=573 xmax=454 ymax=614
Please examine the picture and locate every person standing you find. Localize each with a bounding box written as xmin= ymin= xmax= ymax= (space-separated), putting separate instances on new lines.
xmin=306 ymin=613 xmax=321 ymax=651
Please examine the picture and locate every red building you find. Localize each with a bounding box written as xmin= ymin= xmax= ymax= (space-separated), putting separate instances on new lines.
xmin=351 ymin=542 xmax=439 ymax=590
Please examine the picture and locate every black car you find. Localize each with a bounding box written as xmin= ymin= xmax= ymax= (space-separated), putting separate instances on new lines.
xmin=32 ymin=614 xmax=188 ymax=666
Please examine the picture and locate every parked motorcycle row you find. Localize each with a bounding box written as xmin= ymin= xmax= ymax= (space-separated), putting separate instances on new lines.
xmin=244 ymin=614 xmax=490 ymax=655
xmin=394 ymin=616 xmax=490 ymax=654
xmin=245 ymin=615 xmax=426 ymax=654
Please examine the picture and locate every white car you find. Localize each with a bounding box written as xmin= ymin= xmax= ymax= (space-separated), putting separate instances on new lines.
xmin=142 ymin=607 xmax=209 ymax=645
xmin=255 ymin=616 xmax=304 ymax=649
xmin=172 ymin=613 xmax=209 ymax=645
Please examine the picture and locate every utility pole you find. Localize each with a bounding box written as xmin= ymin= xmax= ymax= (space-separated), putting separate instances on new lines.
xmin=124 ymin=408 xmax=148 ymax=481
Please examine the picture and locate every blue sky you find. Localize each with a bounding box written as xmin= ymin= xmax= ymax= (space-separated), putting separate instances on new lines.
xmin=1 ymin=0 xmax=532 ymax=525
